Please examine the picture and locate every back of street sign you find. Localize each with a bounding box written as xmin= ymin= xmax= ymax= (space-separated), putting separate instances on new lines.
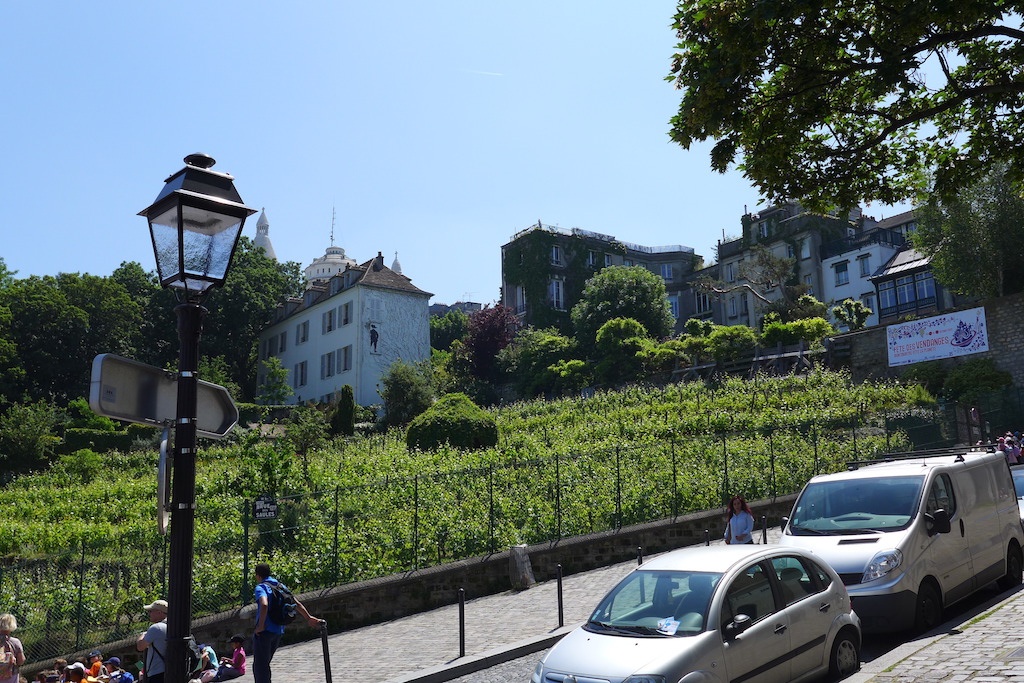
xmin=89 ymin=354 xmax=239 ymax=439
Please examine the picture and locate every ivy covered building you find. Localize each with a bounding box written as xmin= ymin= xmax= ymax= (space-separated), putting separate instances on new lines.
xmin=500 ymin=221 xmax=703 ymax=335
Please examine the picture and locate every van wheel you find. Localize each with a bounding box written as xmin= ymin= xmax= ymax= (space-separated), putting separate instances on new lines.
xmin=914 ymin=581 xmax=942 ymax=633
xmin=829 ymin=628 xmax=860 ymax=680
xmin=997 ymin=544 xmax=1023 ymax=590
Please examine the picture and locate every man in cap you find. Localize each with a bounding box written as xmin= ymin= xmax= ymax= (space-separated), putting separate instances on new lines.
xmin=136 ymin=599 xmax=168 ymax=683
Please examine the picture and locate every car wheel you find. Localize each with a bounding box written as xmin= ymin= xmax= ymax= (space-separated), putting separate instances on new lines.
xmin=828 ymin=628 xmax=860 ymax=680
xmin=997 ymin=544 xmax=1023 ymax=590
xmin=914 ymin=581 xmax=942 ymax=633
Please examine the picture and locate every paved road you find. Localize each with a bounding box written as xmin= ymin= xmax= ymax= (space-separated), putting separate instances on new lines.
xmin=216 ymin=524 xmax=1024 ymax=683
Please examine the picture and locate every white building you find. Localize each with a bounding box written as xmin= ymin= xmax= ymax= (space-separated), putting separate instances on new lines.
xmin=819 ymin=212 xmax=912 ymax=329
xmin=258 ymin=250 xmax=432 ymax=406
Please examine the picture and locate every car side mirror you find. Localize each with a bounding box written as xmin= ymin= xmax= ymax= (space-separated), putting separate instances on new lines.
xmin=925 ymin=508 xmax=951 ymax=535
xmin=723 ymin=613 xmax=752 ymax=639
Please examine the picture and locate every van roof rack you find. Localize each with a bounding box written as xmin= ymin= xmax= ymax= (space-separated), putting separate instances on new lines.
xmin=846 ymin=445 xmax=989 ymax=470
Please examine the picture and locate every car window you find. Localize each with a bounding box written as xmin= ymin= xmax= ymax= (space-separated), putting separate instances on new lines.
xmin=588 ymin=570 xmax=721 ymax=637
xmin=769 ymin=556 xmax=821 ymax=605
xmin=721 ymin=562 xmax=775 ymax=628
xmin=926 ymin=474 xmax=956 ymax=517
xmin=1011 ymin=467 xmax=1024 ymax=498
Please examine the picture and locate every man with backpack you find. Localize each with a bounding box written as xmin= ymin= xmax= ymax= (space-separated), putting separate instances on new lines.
xmin=253 ymin=563 xmax=324 ymax=683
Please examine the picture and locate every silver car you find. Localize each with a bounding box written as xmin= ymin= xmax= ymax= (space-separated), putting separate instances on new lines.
xmin=532 ymin=545 xmax=861 ymax=683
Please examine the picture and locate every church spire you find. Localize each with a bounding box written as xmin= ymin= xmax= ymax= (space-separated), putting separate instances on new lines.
xmin=253 ymin=208 xmax=277 ymax=260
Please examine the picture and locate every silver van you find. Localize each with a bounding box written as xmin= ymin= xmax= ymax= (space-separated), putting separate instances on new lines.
xmin=779 ymin=448 xmax=1024 ymax=632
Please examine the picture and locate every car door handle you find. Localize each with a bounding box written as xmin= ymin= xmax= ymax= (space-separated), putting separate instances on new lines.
xmin=774 ymin=623 xmax=788 ymax=634
xmin=819 ymin=602 xmax=831 ymax=613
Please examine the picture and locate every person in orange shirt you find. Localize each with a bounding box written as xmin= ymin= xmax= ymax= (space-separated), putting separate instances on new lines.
xmin=86 ymin=652 xmax=103 ymax=680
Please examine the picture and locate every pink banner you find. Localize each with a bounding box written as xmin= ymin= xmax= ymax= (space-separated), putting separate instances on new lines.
xmin=886 ymin=307 xmax=988 ymax=367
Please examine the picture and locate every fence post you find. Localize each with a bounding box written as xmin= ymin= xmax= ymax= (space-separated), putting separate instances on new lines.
xmin=721 ymin=435 xmax=729 ymax=506
xmin=769 ymin=431 xmax=777 ymax=499
xmin=413 ymin=476 xmax=420 ymax=571
xmin=671 ymin=440 xmax=678 ymax=519
xmin=76 ymin=540 xmax=87 ymax=651
xmin=488 ymin=466 xmax=495 ymax=554
xmin=555 ymin=453 xmax=562 ymax=541
xmin=242 ymin=504 xmax=250 ymax=604
xmin=812 ymin=425 xmax=819 ymax=474
xmin=615 ymin=447 xmax=622 ymax=530
xmin=332 ymin=486 xmax=340 ymax=585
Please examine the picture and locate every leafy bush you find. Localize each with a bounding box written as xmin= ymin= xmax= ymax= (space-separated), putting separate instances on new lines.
xmin=381 ymin=360 xmax=434 ymax=427
xmin=61 ymin=428 xmax=134 ymax=454
xmin=0 ymin=400 xmax=63 ymax=473
xmin=943 ymin=358 xmax=1012 ymax=405
xmin=406 ymin=393 xmax=498 ymax=451
xmin=707 ymin=325 xmax=758 ymax=362
xmin=900 ymin=361 xmax=949 ymax=397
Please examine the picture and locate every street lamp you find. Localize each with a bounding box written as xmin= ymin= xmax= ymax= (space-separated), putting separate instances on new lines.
xmin=139 ymin=154 xmax=256 ymax=683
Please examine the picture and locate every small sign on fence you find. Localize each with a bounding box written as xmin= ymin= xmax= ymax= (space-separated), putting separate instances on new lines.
xmin=254 ymin=494 xmax=279 ymax=520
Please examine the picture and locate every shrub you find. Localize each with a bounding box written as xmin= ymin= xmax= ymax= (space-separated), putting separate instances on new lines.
xmin=330 ymin=385 xmax=357 ymax=437
xmin=406 ymin=393 xmax=498 ymax=451
xmin=943 ymin=358 xmax=1012 ymax=405
xmin=900 ymin=361 xmax=949 ymax=397
xmin=706 ymin=325 xmax=758 ymax=362
xmin=381 ymin=360 xmax=434 ymax=427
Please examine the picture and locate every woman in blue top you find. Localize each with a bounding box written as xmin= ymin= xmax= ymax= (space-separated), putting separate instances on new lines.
xmin=724 ymin=495 xmax=754 ymax=544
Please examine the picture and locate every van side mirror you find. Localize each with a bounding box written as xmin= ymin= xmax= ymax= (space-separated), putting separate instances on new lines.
xmin=723 ymin=613 xmax=752 ymax=639
xmin=925 ymin=509 xmax=951 ymax=535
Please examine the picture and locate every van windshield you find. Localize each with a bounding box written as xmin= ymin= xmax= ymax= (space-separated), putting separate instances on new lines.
xmin=788 ymin=475 xmax=925 ymax=534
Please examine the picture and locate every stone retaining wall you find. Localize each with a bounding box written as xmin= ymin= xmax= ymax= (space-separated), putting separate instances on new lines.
xmin=843 ymin=291 xmax=1024 ymax=386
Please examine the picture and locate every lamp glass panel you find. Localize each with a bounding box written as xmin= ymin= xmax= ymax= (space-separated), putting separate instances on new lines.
xmin=148 ymin=202 xmax=243 ymax=292
xmin=180 ymin=204 xmax=243 ymax=284
xmin=148 ymin=204 xmax=183 ymax=287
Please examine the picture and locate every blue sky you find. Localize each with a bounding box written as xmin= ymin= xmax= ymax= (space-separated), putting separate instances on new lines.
xmin=1 ymin=2 xmax=908 ymax=306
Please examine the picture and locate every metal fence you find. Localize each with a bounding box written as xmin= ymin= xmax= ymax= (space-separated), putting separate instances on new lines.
xmin=0 ymin=399 xmax=986 ymax=666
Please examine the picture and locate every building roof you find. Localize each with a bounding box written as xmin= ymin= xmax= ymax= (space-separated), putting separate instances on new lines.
xmin=353 ymin=252 xmax=433 ymax=297
xmin=874 ymin=210 xmax=917 ymax=230
xmin=869 ymin=246 xmax=931 ymax=281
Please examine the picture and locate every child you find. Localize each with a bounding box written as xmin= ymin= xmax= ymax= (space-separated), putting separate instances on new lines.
xmin=199 ymin=636 xmax=244 ymax=683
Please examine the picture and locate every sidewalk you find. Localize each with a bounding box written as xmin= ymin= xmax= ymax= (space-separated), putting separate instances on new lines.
xmin=227 ymin=528 xmax=1024 ymax=682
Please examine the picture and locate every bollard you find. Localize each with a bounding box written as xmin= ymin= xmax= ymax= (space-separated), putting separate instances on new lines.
xmin=637 ymin=546 xmax=644 ymax=566
xmin=557 ymin=564 xmax=564 ymax=628
xmin=704 ymin=529 xmax=710 ymax=546
xmin=761 ymin=515 xmax=768 ymax=544
xmin=458 ymin=587 xmax=466 ymax=658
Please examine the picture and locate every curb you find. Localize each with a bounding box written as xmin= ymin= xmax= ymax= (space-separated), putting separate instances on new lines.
xmin=388 ymin=627 xmax=575 ymax=683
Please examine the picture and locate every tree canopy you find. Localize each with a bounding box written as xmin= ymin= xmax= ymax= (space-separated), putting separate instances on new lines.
xmin=571 ymin=266 xmax=674 ymax=348
xmin=912 ymin=162 xmax=1024 ymax=298
xmin=668 ymin=0 xmax=1024 ymax=209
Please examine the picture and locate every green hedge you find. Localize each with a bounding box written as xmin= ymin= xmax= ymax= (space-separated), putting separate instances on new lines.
xmin=406 ymin=393 xmax=498 ymax=451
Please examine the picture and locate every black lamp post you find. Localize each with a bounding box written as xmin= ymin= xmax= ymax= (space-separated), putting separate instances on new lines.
xmin=139 ymin=154 xmax=256 ymax=683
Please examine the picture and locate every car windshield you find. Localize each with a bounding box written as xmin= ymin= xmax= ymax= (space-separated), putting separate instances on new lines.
xmin=788 ymin=475 xmax=925 ymax=534
xmin=586 ymin=570 xmax=721 ymax=637
xmin=1012 ymin=467 xmax=1024 ymax=498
